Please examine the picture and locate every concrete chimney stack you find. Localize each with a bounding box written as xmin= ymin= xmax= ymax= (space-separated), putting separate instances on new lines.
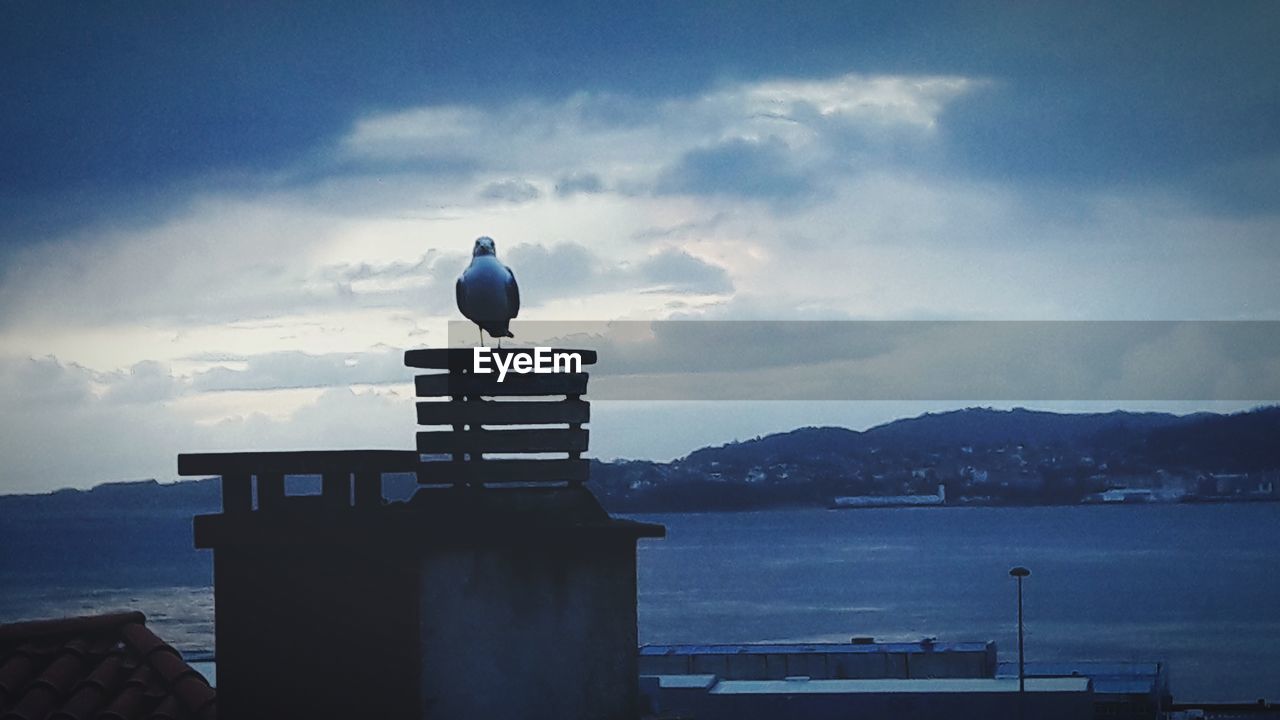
xmin=181 ymin=348 xmax=664 ymax=719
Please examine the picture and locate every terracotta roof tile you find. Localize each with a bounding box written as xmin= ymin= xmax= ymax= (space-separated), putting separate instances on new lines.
xmin=5 ymin=679 xmax=59 ymax=720
xmin=0 ymin=612 xmax=214 ymax=720
xmin=0 ymin=653 xmax=38 ymax=707
xmin=146 ymin=695 xmax=182 ymax=720
xmin=98 ymin=680 xmax=146 ymax=720
xmin=49 ymin=654 xmax=126 ymax=720
xmin=118 ymin=625 xmax=168 ymax=661
xmin=169 ymin=675 xmax=215 ymax=716
xmin=32 ymin=640 xmax=89 ymax=695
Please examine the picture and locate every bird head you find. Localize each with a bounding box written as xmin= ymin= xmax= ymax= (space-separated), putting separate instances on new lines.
xmin=472 ymin=236 xmax=497 ymax=257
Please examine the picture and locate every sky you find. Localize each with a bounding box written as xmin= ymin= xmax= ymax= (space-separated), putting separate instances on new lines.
xmin=1 ymin=2 xmax=1278 ymax=493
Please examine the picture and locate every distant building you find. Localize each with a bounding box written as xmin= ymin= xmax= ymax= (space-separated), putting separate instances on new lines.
xmin=640 ymin=642 xmax=1173 ymax=720
xmin=1211 ymin=473 xmax=1278 ymax=498
xmin=1190 ymin=473 xmax=1279 ymax=501
xmin=1169 ymin=699 xmax=1280 ymax=719
xmin=640 ymin=639 xmax=995 ymax=680
xmin=1093 ymin=488 xmax=1158 ymax=503
xmin=832 ymin=484 xmax=946 ymax=509
xmin=1085 ymin=487 xmax=1187 ymax=504
xmin=998 ymin=661 xmax=1171 ymax=720
xmin=640 ymin=675 xmax=1094 ymax=720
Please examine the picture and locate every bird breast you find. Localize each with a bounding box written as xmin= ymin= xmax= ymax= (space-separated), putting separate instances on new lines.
xmin=461 ymin=257 xmax=514 ymax=318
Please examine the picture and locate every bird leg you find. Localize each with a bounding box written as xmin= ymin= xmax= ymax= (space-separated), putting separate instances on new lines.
xmin=478 ymin=326 xmax=484 ymax=348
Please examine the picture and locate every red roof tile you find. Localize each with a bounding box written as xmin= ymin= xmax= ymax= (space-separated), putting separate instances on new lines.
xmin=0 ymin=612 xmax=215 ymax=720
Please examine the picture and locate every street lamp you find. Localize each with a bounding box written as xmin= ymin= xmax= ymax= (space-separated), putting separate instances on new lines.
xmin=1009 ymin=566 xmax=1031 ymax=693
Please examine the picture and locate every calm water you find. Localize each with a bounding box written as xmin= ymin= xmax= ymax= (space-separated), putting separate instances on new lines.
xmin=2 ymin=504 xmax=1277 ymax=701
xmin=636 ymin=504 xmax=1280 ymax=702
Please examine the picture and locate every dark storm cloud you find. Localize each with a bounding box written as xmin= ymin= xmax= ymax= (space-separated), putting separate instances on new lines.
xmin=2 ymin=1 xmax=1278 ymax=244
xmin=928 ymin=3 xmax=1280 ymax=211
xmin=0 ymin=2 xmax=769 ymax=209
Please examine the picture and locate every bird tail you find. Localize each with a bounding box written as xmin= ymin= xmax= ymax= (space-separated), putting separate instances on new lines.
xmin=485 ymin=323 xmax=515 ymax=339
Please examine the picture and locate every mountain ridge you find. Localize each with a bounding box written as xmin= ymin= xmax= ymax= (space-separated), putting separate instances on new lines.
xmin=3 ymin=406 xmax=1276 ymax=514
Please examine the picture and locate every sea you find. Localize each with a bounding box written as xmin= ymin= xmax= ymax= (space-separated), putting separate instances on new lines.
xmin=2 ymin=503 xmax=1277 ymax=702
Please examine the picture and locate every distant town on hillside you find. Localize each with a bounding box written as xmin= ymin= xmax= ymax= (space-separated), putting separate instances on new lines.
xmin=590 ymin=406 xmax=1280 ymax=511
xmin=4 ymin=406 xmax=1278 ymax=517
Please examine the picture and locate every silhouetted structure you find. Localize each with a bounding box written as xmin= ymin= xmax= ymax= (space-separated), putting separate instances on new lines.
xmin=179 ymin=348 xmax=662 ymax=720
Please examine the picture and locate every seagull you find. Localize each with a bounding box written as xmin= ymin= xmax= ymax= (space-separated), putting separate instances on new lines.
xmin=456 ymin=236 xmax=520 ymax=347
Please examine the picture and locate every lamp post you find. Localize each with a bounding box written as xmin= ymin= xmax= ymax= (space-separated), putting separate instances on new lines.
xmin=1009 ymin=566 xmax=1031 ymax=693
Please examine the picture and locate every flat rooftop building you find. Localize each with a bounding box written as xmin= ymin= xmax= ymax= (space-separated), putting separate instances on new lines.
xmin=639 ymin=640 xmax=997 ymax=680
xmin=998 ymin=661 xmax=1172 ymax=720
xmin=640 ymin=674 xmax=1094 ymax=720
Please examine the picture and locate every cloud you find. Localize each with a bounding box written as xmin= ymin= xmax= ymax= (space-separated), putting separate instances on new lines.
xmin=505 ymin=242 xmax=605 ymax=299
xmin=5 ymin=1 xmax=1279 ymax=251
xmin=191 ymin=348 xmax=407 ymax=392
xmin=479 ymin=179 xmax=541 ymax=203
xmin=497 ymin=320 xmax=1280 ymax=402
xmin=0 ymin=348 xmax=424 ymax=490
xmin=316 ymin=239 xmax=735 ymax=316
xmin=100 ymin=361 xmax=183 ymax=405
xmin=555 ymin=172 xmax=605 ymax=196
xmin=0 ymin=69 xmax=987 ymax=341
xmin=0 ymin=367 xmax=414 ymax=493
xmin=636 ymin=249 xmax=733 ymax=294
xmin=741 ymin=74 xmax=974 ymax=128
xmin=2 ymin=320 xmax=1276 ymax=492
xmin=338 ymin=72 xmax=977 ymax=195
xmin=0 ymin=197 xmax=354 ymax=329
xmin=320 ymin=250 xmax=467 ymax=315
xmin=656 ymin=137 xmax=812 ymax=200
xmin=503 ymin=242 xmax=735 ymax=300
xmin=925 ymin=7 xmax=1280 ymax=215
xmin=2 ymin=40 xmax=1279 ymax=493
xmin=0 ymin=356 xmax=97 ymax=409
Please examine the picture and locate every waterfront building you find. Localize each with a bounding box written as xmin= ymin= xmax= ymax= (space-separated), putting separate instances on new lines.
xmin=639 ymin=640 xmax=995 ymax=680
xmin=997 ymin=661 xmax=1172 ymax=720
xmin=640 ymin=674 xmax=1094 ymax=720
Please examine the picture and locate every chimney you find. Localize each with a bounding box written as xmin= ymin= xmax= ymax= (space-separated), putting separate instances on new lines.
xmin=181 ymin=348 xmax=664 ymax=720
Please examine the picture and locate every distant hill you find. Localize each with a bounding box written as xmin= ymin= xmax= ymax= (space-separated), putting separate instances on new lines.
xmin=0 ymin=478 xmax=222 ymax=517
xmin=665 ymin=407 xmax=1203 ymax=479
xmin=0 ymin=473 xmax=423 ymax=517
xmin=589 ymin=406 xmax=1280 ymax=511
xmin=862 ymin=407 xmax=1205 ymax=449
xmin=2 ymin=406 xmax=1277 ymax=515
xmin=677 ymin=408 xmax=1203 ymax=468
xmin=1143 ymin=406 xmax=1280 ymax=472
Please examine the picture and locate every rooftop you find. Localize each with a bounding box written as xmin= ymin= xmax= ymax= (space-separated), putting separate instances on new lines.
xmin=696 ymin=676 xmax=1092 ymax=695
xmin=640 ymin=640 xmax=993 ymax=656
xmin=0 ymin=611 xmax=215 ymax=720
xmin=996 ymin=660 xmax=1166 ymax=697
